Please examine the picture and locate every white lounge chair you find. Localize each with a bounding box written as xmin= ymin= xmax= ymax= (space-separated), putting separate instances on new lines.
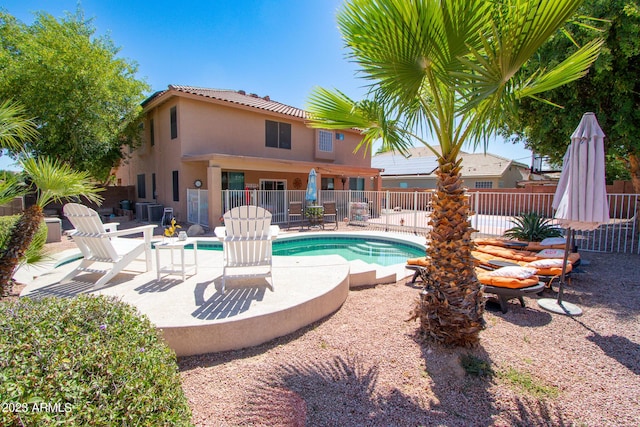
xmin=60 ymin=203 xmax=156 ymax=289
xmin=214 ymin=205 xmax=279 ymax=293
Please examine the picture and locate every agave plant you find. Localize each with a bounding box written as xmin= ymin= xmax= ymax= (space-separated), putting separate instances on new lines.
xmin=504 ymin=212 xmax=563 ymax=242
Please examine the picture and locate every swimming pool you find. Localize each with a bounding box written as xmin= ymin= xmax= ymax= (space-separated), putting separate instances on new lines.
xmin=197 ymin=234 xmax=426 ymax=267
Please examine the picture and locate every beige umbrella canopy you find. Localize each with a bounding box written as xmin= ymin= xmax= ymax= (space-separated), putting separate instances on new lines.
xmin=540 ymin=112 xmax=610 ymax=315
xmin=552 ymin=112 xmax=609 ymax=230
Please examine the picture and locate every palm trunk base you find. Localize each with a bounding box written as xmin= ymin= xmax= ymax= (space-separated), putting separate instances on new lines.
xmin=409 ymin=160 xmax=485 ymax=347
xmin=414 ymin=285 xmax=485 ymax=347
xmin=0 ymin=204 xmax=43 ymax=296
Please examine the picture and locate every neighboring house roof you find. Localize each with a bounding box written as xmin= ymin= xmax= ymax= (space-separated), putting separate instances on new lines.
xmin=142 ymin=85 xmax=307 ymax=119
xmin=460 ymin=153 xmax=527 ymax=178
xmin=372 ymin=146 xmax=529 ymax=178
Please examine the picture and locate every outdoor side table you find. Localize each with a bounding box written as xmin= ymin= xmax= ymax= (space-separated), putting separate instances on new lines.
xmin=155 ymin=238 xmax=198 ymax=281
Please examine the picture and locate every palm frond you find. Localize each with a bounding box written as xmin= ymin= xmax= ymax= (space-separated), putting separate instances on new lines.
xmin=0 ymin=100 xmax=38 ymax=151
xmin=0 ymin=172 xmax=28 ymax=206
xmin=337 ymin=0 xmax=490 ymax=108
xmin=18 ymin=156 xmax=103 ymax=207
xmin=518 ymin=39 xmax=603 ymax=98
xmin=455 ymin=0 xmax=591 ymax=105
xmin=306 ymin=87 xmax=414 ymax=156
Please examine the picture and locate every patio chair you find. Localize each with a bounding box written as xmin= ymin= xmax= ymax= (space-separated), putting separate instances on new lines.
xmin=60 ymin=203 xmax=156 ymax=289
xmin=287 ymin=201 xmax=304 ymax=230
xmin=214 ymin=205 xmax=280 ymax=293
xmin=322 ymin=201 xmax=338 ymax=230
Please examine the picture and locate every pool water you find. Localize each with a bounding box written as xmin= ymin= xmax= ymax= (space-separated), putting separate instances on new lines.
xmin=198 ymin=236 xmax=425 ymax=267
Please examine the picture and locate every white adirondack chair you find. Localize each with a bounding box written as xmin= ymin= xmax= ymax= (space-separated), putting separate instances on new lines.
xmin=61 ymin=203 xmax=156 ymax=289
xmin=214 ymin=205 xmax=279 ymax=293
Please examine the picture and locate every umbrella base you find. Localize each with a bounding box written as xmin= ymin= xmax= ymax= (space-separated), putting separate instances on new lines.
xmin=538 ymin=298 xmax=583 ymax=316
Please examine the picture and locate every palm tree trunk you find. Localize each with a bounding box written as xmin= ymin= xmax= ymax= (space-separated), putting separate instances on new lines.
xmin=410 ymin=158 xmax=485 ymax=347
xmin=0 ymin=204 xmax=43 ymax=296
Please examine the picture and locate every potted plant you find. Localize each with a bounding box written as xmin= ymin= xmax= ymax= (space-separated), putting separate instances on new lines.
xmin=305 ymin=205 xmax=324 ymax=226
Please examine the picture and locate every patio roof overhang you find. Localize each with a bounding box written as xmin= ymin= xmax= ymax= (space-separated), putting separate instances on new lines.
xmin=181 ymin=153 xmax=382 ymax=177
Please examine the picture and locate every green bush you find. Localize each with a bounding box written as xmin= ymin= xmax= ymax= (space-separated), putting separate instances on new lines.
xmin=0 ymin=295 xmax=192 ymax=426
xmin=503 ymin=212 xmax=563 ymax=242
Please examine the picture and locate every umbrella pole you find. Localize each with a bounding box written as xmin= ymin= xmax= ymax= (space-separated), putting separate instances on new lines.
xmin=556 ymin=229 xmax=573 ymax=305
xmin=538 ymin=228 xmax=582 ymax=316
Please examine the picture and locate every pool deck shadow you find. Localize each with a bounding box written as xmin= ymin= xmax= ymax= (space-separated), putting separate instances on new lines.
xmin=19 ymin=231 xmax=420 ymax=357
xmin=19 ymin=244 xmax=350 ymax=357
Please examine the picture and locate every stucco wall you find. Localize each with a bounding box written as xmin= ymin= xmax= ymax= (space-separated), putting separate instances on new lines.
xmin=113 ymin=90 xmax=378 ymax=226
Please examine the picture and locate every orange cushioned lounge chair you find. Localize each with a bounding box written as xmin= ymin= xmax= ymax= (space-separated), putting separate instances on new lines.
xmin=472 ymin=239 xmax=579 ymax=290
xmin=475 ymin=266 xmax=545 ymax=313
xmin=406 ymin=258 xmax=544 ymax=313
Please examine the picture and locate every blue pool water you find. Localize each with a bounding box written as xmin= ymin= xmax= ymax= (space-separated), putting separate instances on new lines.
xmin=197 ymin=236 xmax=425 ymax=267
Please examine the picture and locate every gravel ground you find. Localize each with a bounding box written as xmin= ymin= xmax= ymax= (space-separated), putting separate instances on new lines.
xmin=14 ymin=229 xmax=640 ymax=426
xmin=179 ymin=251 xmax=640 ymax=427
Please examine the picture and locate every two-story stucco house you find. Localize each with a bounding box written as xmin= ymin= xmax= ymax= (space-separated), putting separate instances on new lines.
xmin=114 ymin=85 xmax=381 ymax=228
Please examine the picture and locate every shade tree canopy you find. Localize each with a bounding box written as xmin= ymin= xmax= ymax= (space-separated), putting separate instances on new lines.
xmin=0 ymin=8 xmax=149 ymax=182
xmin=499 ymin=0 xmax=640 ymax=191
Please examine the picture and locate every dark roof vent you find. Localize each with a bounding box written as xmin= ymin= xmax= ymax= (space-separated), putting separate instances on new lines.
xmin=238 ymin=90 xmax=246 ymax=95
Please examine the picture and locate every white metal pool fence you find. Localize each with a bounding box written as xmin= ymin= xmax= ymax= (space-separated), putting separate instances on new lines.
xmin=187 ymin=189 xmax=639 ymax=254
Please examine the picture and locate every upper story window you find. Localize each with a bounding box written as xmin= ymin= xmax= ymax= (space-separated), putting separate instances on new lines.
xmin=475 ymin=181 xmax=493 ymax=189
xmin=150 ymin=118 xmax=155 ymax=146
xmin=265 ymin=120 xmax=291 ymax=149
xmin=318 ymin=130 xmax=333 ymax=152
xmin=170 ymin=106 xmax=177 ymax=139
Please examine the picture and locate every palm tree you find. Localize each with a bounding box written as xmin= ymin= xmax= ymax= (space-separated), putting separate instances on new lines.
xmin=0 ymin=101 xmax=103 ymax=295
xmin=306 ymin=0 xmax=602 ymax=346
xmin=0 ymin=157 xmax=103 ymax=293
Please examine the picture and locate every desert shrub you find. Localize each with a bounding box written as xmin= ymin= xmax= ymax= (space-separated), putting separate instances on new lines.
xmin=0 ymin=295 xmax=192 ymax=426
xmin=503 ymin=212 xmax=563 ymax=242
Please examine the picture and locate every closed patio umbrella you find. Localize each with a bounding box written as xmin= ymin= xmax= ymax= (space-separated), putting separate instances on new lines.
xmin=305 ymin=168 xmax=318 ymax=204
xmin=539 ymin=112 xmax=609 ymax=315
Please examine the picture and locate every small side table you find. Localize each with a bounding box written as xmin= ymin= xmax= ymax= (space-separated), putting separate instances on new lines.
xmin=155 ymin=238 xmax=198 ymax=281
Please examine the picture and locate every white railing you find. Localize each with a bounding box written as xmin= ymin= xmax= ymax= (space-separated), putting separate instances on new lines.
xmin=186 ymin=189 xmax=640 ymax=254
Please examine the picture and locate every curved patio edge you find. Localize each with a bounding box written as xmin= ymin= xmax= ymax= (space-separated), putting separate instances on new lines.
xmin=20 ymin=248 xmax=351 ymax=358
xmin=161 ymin=270 xmax=350 ymax=357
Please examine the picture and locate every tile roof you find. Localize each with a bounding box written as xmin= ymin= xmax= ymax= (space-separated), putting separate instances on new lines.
xmin=143 ymin=85 xmax=308 ymax=119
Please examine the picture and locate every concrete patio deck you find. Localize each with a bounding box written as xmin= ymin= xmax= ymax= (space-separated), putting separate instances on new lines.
xmin=17 ymin=226 xmax=423 ymax=357
xmin=18 ymin=243 xmax=353 ymax=357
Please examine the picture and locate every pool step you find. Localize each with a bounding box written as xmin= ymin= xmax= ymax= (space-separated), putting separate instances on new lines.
xmin=348 ymin=259 xmax=411 ymax=288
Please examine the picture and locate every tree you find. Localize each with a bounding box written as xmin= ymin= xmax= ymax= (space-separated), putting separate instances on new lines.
xmin=0 ymin=156 xmax=103 ymax=294
xmin=500 ymin=0 xmax=640 ymax=191
xmin=0 ymin=101 xmax=36 ymax=209
xmin=0 ymin=101 xmax=103 ymax=295
xmin=306 ymin=0 xmax=601 ymax=347
xmin=0 ymin=9 xmax=149 ymax=182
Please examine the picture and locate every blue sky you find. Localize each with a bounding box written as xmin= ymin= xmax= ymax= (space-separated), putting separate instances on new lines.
xmin=1 ymin=0 xmax=533 ymax=171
